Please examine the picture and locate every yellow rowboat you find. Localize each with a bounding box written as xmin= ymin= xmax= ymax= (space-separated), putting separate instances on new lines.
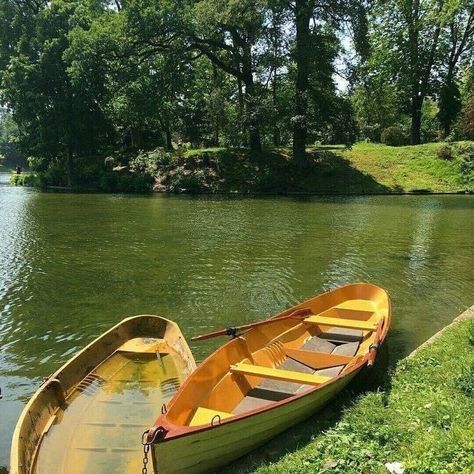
xmin=10 ymin=315 xmax=196 ymax=474
xmin=145 ymin=283 xmax=391 ymax=473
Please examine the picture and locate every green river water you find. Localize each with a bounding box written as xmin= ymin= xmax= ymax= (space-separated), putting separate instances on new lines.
xmin=0 ymin=171 xmax=473 ymax=469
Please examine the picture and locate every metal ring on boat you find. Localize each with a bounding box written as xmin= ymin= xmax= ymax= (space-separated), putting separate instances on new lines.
xmin=211 ymin=414 xmax=221 ymax=426
xmin=161 ymin=403 xmax=167 ymax=414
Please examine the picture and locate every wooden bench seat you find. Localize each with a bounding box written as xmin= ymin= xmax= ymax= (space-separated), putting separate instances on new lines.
xmin=230 ymin=363 xmax=331 ymax=386
xmin=189 ymin=407 xmax=233 ymax=427
xmin=305 ymin=315 xmax=378 ymax=331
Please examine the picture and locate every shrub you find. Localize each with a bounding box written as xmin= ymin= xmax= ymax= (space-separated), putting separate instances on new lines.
xmin=130 ymin=148 xmax=173 ymax=174
xmin=457 ymin=95 xmax=474 ymax=140
xmin=98 ymin=171 xmax=154 ymax=193
xmin=381 ymin=126 xmax=406 ymax=146
xmin=9 ymin=172 xmax=40 ymax=187
xmin=436 ymin=145 xmax=453 ymax=161
xmin=169 ymin=171 xmax=205 ymax=193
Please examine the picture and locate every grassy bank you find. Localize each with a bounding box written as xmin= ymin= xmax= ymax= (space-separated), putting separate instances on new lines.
xmin=151 ymin=141 xmax=473 ymax=194
xmin=12 ymin=141 xmax=474 ymax=194
xmin=229 ymin=314 xmax=474 ymax=473
xmin=336 ymin=142 xmax=473 ymax=193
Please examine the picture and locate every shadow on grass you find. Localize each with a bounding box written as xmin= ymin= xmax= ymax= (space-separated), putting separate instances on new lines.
xmin=225 ymin=343 xmax=392 ymax=474
xmin=167 ymin=149 xmax=390 ymax=194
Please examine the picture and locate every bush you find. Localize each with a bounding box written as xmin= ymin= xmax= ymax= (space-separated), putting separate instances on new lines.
xmin=455 ymin=143 xmax=474 ymax=190
xmin=98 ymin=171 xmax=154 ymax=193
xmin=457 ymin=95 xmax=474 ymax=140
xmin=168 ymin=169 xmax=210 ymax=193
xmin=130 ymin=148 xmax=173 ymax=174
xmin=436 ymin=145 xmax=453 ymax=161
xmin=9 ymin=172 xmax=40 ymax=187
xmin=381 ymin=126 xmax=406 ymax=146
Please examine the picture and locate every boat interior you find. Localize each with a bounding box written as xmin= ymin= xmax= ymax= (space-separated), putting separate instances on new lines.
xmin=34 ymin=337 xmax=185 ymax=473
xmin=164 ymin=285 xmax=389 ymax=428
xmin=13 ymin=316 xmax=195 ymax=474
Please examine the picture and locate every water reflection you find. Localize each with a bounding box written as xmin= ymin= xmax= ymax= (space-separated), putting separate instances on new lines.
xmin=0 ymin=186 xmax=473 ymax=468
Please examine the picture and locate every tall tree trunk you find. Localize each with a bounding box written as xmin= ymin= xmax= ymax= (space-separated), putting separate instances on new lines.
xmin=165 ymin=127 xmax=172 ymax=151
xmin=212 ymin=64 xmax=220 ymax=146
xmin=272 ymin=69 xmax=280 ymax=147
xmin=271 ymin=11 xmax=281 ymax=148
xmin=293 ymin=0 xmax=312 ymax=167
xmin=237 ymin=78 xmax=244 ymax=145
xmin=410 ymin=95 xmax=423 ymax=145
xmin=242 ymin=44 xmax=261 ymax=154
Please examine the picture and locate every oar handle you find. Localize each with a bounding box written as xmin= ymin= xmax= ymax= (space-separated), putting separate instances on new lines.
xmin=191 ymin=308 xmax=312 ymax=342
xmin=191 ymin=327 xmax=238 ymax=342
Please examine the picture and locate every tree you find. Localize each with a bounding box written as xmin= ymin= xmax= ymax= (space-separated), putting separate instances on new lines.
xmin=437 ymin=1 xmax=474 ymax=137
xmin=372 ymin=0 xmax=447 ymax=144
xmin=1 ymin=0 xmax=111 ymax=186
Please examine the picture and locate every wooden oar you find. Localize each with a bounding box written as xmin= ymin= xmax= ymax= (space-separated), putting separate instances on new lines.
xmin=191 ymin=307 xmax=313 ymax=342
xmin=367 ymin=319 xmax=384 ymax=367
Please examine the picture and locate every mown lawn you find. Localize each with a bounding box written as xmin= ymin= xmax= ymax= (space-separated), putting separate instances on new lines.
xmin=228 ymin=317 xmax=474 ymax=473
xmin=335 ymin=142 xmax=471 ymax=193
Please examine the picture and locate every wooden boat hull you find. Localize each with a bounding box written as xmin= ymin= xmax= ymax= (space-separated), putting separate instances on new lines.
xmin=149 ymin=283 xmax=391 ymax=474
xmin=10 ymin=315 xmax=196 ymax=474
xmin=153 ymin=372 xmax=357 ymax=473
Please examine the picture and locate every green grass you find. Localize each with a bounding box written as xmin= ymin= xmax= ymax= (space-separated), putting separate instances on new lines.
xmin=154 ymin=141 xmax=474 ymax=194
xmin=229 ymin=318 xmax=474 ymax=473
xmin=334 ymin=142 xmax=472 ymax=193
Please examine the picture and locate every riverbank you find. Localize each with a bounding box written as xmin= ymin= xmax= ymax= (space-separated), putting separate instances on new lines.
xmin=230 ymin=306 xmax=474 ymax=473
xmin=10 ymin=141 xmax=474 ymax=195
xmin=153 ymin=141 xmax=474 ymax=194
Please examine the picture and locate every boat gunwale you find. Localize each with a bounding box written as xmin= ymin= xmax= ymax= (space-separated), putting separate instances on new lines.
xmin=152 ymin=282 xmax=392 ymax=442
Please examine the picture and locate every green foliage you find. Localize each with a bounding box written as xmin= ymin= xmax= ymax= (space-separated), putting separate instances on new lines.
xmin=458 ymin=94 xmax=474 ymax=140
xmin=0 ymin=0 xmax=472 ymax=187
xmin=438 ymin=80 xmax=462 ymax=136
xmin=457 ymin=142 xmax=474 ymax=189
xmin=97 ymin=171 xmax=154 ymax=193
xmin=421 ymin=99 xmax=440 ymax=143
xmin=381 ymin=126 xmax=406 ymax=147
xmin=9 ymin=172 xmax=39 ymax=187
xmin=437 ymin=144 xmax=454 ymax=161
xmin=130 ymin=148 xmax=173 ymax=175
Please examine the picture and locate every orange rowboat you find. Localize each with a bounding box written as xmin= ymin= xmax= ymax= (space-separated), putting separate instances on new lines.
xmin=145 ymin=282 xmax=391 ymax=473
xmin=10 ymin=315 xmax=196 ymax=474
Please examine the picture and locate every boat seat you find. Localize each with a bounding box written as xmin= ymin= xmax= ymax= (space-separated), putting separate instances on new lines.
xmin=230 ymin=363 xmax=331 ymax=386
xmin=258 ymin=358 xmax=314 ymax=395
xmin=318 ymin=328 xmax=363 ymax=344
xmin=189 ymin=406 xmax=233 ymax=427
xmin=305 ymin=315 xmax=377 ymax=331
